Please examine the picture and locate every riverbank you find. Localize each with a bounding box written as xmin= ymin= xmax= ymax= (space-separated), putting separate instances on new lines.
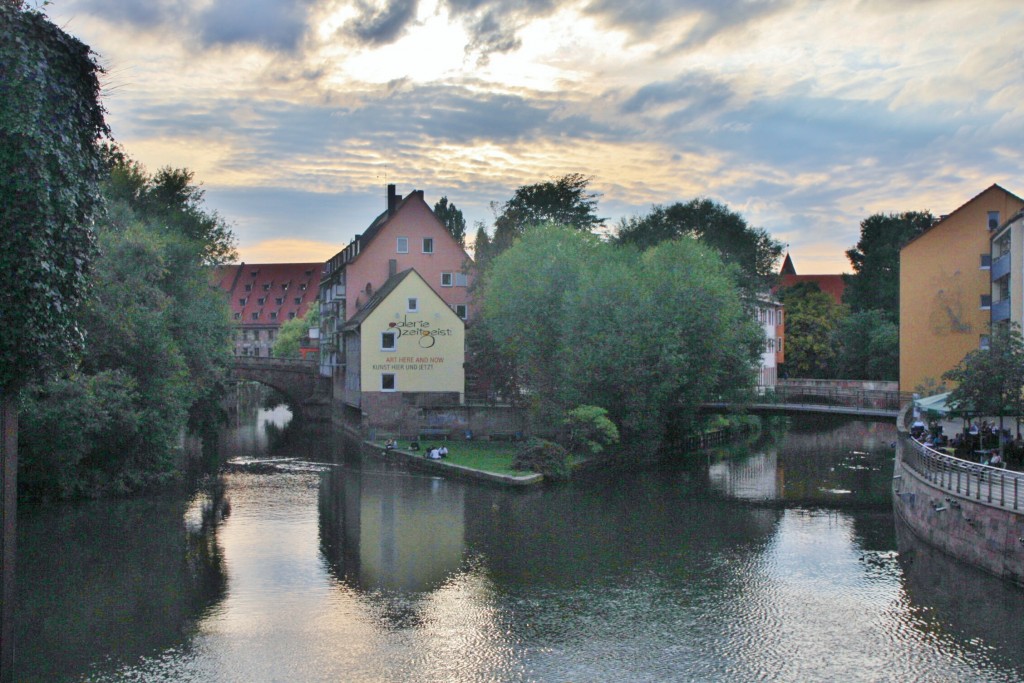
xmin=363 ymin=439 xmax=544 ymax=486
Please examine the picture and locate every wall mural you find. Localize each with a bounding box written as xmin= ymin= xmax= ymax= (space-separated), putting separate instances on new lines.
xmin=929 ymin=270 xmax=972 ymax=335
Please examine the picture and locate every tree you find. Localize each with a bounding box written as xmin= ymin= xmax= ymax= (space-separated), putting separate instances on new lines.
xmin=272 ymin=307 xmax=320 ymax=358
xmin=778 ymin=282 xmax=847 ymax=378
xmin=832 ymin=309 xmax=899 ymax=380
xmin=482 ymin=224 xmax=761 ymax=446
xmin=433 ymin=196 xmax=467 ymax=246
xmin=615 ymin=198 xmax=783 ymax=293
xmin=1 ymin=6 xmax=108 ymax=676
xmin=943 ymin=324 xmax=1024 ymax=438
xmin=17 ymin=151 xmax=235 ymax=499
xmin=491 ymin=173 xmax=604 ymax=252
xmin=843 ymin=211 xmax=936 ymax=321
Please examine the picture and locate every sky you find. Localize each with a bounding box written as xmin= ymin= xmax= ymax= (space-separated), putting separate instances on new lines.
xmin=43 ymin=0 xmax=1024 ymax=273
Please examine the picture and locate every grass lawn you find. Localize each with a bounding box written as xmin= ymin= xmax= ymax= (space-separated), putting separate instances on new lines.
xmin=378 ymin=439 xmax=525 ymax=476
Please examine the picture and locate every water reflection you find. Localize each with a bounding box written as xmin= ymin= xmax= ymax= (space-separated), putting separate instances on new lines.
xmin=15 ymin=486 xmax=228 ymax=683
xmin=13 ymin=415 xmax=1024 ymax=682
xmin=319 ymin=457 xmax=466 ymax=594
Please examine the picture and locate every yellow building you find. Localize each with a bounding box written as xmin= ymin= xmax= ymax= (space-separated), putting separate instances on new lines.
xmin=340 ymin=268 xmax=465 ymax=430
xmin=899 ymin=184 xmax=1024 ymax=393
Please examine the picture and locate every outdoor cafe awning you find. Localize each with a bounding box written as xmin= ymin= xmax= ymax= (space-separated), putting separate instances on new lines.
xmin=914 ymin=392 xmax=955 ymax=416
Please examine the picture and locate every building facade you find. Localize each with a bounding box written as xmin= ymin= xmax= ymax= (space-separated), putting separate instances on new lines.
xmin=899 ymin=185 xmax=1024 ymax=393
xmin=340 ymin=269 xmax=465 ymax=431
xmin=755 ymin=296 xmax=785 ymax=391
xmin=990 ymin=208 xmax=1024 ymax=330
xmin=319 ymin=185 xmax=473 ymax=391
xmin=214 ymin=262 xmax=322 ymax=357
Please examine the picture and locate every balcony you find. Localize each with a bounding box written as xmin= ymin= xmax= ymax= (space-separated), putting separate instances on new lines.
xmin=991 ymin=297 xmax=1011 ymax=322
xmin=991 ymin=252 xmax=1011 ymax=281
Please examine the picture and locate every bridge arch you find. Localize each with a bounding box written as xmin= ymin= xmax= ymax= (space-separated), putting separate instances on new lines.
xmin=229 ymin=358 xmax=321 ymax=421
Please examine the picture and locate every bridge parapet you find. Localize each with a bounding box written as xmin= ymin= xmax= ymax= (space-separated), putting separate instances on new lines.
xmin=229 ymin=357 xmax=323 ymax=419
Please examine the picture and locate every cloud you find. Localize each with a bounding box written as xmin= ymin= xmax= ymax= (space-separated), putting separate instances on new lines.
xmin=442 ymin=0 xmax=556 ymax=62
xmin=345 ymin=0 xmax=421 ymax=45
xmin=195 ymin=0 xmax=316 ymax=51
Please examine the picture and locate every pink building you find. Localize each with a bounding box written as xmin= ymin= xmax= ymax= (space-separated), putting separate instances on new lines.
xmin=319 ymin=185 xmax=474 ymax=385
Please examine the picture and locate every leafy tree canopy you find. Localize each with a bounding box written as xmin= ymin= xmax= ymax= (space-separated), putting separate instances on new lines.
xmin=1 ymin=3 xmax=108 ymax=391
xmin=491 ymin=173 xmax=604 ymax=251
xmin=843 ymin=211 xmax=935 ymax=320
xmin=433 ymin=196 xmax=467 ymax=247
xmin=831 ymin=309 xmax=898 ymax=381
xmin=272 ymin=306 xmax=320 ymax=358
xmin=615 ymin=198 xmax=783 ymax=293
xmin=943 ymin=323 xmax=1024 ymax=422
xmin=481 ymin=224 xmax=761 ymax=447
xmin=778 ymin=282 xmax=847 ymax=378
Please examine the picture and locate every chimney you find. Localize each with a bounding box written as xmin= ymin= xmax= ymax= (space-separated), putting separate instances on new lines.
xmin=387 ymin=184 xmax=398 ymax=215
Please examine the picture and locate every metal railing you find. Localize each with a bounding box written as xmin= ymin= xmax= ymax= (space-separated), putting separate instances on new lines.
xmin=768 ymin=385 xmax=912 ymax=412
xmin=902 ymin=437 xmax=1023 ymax=511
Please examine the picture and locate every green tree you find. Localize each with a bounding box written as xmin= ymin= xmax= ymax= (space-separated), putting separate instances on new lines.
xmin=433 ymin=196 xmax=467 ymax=246
xmin=843 ymin=211 xmax=935 ymax=321
xmin=0 ymin=3 xmax=108 ymax=392
xmin=832 ymin=309 xmax=899 ymax=380
xmin=482 ymin=225 xmax=761 ymax=446
xmin=615 ymin=198 xmax=783 ymax=293
xmin=943 ymin=324 xmax=1024 ymax=435
xmin=778 ymin=282 xmax=847 ymax=378
xmin=17 ymin=152 xmax=235 ymax=499
xmin=491 ymin=173 xmax=604 ymax=253
xmin=272 ymin=306 xmax=320 ymax=358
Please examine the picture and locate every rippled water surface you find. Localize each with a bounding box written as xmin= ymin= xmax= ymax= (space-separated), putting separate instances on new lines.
xmin=15 ymin=414 xmax=1024 ymax=681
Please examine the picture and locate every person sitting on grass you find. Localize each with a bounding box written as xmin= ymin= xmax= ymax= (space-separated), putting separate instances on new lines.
xmin=438 ymin=445 xmax=448 ymax=458
xmin=384 ymin=438 xmax=396 ymax=450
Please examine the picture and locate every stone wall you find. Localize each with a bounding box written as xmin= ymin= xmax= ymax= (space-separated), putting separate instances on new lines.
xmin=893 ymin=438 xmax=1024 ymax=586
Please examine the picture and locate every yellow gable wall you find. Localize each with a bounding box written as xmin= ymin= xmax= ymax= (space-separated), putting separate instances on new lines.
xmin=359 ymin=273 xmax=465 ymax=396
xmin=899 ymin=186 xmax=1024 ymax=393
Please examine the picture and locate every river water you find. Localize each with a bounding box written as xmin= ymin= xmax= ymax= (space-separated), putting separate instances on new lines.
xmin=14 ymin=412 xmax=1024 ymax=682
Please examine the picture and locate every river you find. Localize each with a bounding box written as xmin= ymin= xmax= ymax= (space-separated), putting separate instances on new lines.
xmin=13 ymin=412 xmax=1024 ymax=682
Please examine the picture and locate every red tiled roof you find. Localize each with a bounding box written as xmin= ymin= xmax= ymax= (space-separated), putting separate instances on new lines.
xmin=214 ymin=262 xmax=322 ymax=327
xmin=776 ymin=274 xmax=846 ymax=304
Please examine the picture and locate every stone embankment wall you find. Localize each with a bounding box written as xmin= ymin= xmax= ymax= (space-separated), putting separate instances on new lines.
xmin=893 ymin=437 xmax=1024 ymax=586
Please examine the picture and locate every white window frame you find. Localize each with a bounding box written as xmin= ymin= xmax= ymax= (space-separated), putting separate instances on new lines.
xmin=441 ymin=272 xmax=453 ymax=287
xmin=407 ymin=297 xmax=419 ymax=313
xmin=382 ymin=373 xmax=396 ymax=392
xmin=397 ymin=237 xmax=409 ymax=254
xmin=422 ymin=237 xmax=434 ymax=254
xmin=453 ymin=303 xmax=468 ymax=320
xmin=381 ymin=331 xmax=397 ymax=351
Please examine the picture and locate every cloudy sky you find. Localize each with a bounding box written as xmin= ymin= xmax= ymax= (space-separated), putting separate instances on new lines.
xmin=45 ymin=0 xmax=1024 ymax=273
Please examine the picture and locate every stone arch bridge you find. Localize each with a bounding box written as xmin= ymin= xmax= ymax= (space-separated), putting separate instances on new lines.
xmin=229 ymin=357 xmax=326 ymax=420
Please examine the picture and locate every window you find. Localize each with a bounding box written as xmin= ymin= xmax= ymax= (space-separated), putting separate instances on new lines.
xmin=381 ymin=331 xmax=397 ymax=351
xmin=397 ymin=237 xmax=409 ymax=253
xmin=282 ymin=283 xmax=288 ymax=291
xmin=233 ymin=312 xmax=241 ymax=320
xmin=981 ymin=334 xmax=991 ymax=351
xmin=263 ymin=283 xmax=271 ymax=291
xmin=407 ymin=297 xmax=419 ymax=312
xmin=454 ymin=303 xmax=468 ymax=320
xmin=294 ymin=297 xmax=302 ymax=305
xmin=441 ymin=272 xmax=453 ymax=287
xmin=422 ymin=237 xmax=434 ymax=254
xmin=257 ymin=297 xmax=266 ymax=305
xmin=275 ymin=297 xmax=284 ymax=305
xmin=988 ymin=211 xmax=1000 ymax=230
xmin=300 ymin=283 xmax=307 ymax=291
xmin=239 ymin=298 xmax=247 ymax=306
xmin=252 ymin=312 xmax=260 ymax=320
xmin=270 ymin=312 xmax=278 ymax=320
xmin=455 ymin=272 xmax=468 ymax=287
xmin=981 ymin=294 xmax=992 ymax=309
xmin=981 ymin=253 xmax=992 ymax=269
xmin=244 ymin=284 xmax=252 ymax=291
xmin=288 ymin=312 xmax=296 ymax=320
xmin=382 ymin=373 xmax=396 ymax=391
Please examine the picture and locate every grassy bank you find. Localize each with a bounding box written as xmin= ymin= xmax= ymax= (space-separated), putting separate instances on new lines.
xmin=377 ymin=439 xmax=522 ymax=476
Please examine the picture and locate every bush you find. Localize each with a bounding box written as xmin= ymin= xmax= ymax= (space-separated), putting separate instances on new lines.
xmin=512 ymin=438 xmax=571 ymax=481
xmin=563 ymin=405 xmax=619 ymax=455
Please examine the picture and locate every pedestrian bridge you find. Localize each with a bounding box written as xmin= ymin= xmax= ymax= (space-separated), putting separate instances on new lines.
xmin=229 ymin=357 xmax=323 ymax=419
xmin=702 ymin=385 xmax=910 ymax=421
